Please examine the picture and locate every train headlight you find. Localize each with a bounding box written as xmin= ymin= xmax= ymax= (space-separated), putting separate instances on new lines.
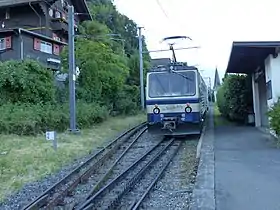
xmin=185 ymin=106 xmax=192 ymax=113
xmin=153 ymin=107 xmax=160 ymax=114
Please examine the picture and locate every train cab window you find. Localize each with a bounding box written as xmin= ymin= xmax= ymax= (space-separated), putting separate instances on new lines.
xmin=148 ymin=71 xmax=196 ymax=98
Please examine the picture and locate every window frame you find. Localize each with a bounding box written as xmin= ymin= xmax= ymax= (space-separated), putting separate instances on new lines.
xmin=0 ymin=36 xmax=12 ymax=50
xmin=34 ymin=38 xmax=53 ymax=54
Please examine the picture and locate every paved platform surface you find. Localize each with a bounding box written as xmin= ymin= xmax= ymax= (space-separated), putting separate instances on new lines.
xmin=215 ymin=125 xmax=280 ymax=210
xmin=189 ymin=106 xmax=215 ymax=210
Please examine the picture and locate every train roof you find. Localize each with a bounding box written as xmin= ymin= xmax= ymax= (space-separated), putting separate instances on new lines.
xmin=147 ymin=62 xmax=198 ymax=73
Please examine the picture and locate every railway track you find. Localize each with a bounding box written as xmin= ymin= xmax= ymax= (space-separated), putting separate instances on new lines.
xmin=77 ymin=138 xmax=182 ymax=210
xmin=23 ymin=122 xmax=183 ymax=210
xmin=22 ymin=122 xmax=147 ymax=210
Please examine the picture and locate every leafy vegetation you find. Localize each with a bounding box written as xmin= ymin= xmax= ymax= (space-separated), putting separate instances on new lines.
xmin=0 ymin=114 xmax=145 ymax=201
xmin=0 ymin=0 xmax=150 ymax=135
xmin=268 ymin=98 xmax=280 ymax=135
xmin=216 ymin=74 xmax=253 ymax=123
xmin=0 ymin=0 xmax=150 ymax=201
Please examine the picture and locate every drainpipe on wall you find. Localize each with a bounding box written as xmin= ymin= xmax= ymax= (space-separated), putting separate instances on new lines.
xmin=18 ymin=28 xmax=24 ymax=60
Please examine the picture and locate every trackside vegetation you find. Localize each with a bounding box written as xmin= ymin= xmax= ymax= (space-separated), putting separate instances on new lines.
xmin=0 ymin=0 xmax=150 ymax=135
xmin=268 ymin=98 xmax=280 ymax=136
xmin=0 ymin=114 xmax=145 ymax=201
xmin=0 ymin=0 xmax=149 ymax=202
xmin=216 ymin=74 xmax=253 ymax=124
xmin=216 ymin=73 xmax=280 ymax=139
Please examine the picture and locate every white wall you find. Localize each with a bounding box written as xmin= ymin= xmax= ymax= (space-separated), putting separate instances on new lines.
xmin=265 ymin=53 xmax=280 ymax=108
xmin=252 ymin=53 xmax=280 ymax=128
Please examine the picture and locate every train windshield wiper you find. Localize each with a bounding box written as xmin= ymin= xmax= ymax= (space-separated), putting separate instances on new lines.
xmin=170 ymin=70 xmax=193 ymax=81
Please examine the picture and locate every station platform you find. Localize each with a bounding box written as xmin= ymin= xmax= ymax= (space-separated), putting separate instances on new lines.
xmin=190 ymin=105 xmax=280 ymax=210
xmin=215 ymin=124 xmax=280 ymax=210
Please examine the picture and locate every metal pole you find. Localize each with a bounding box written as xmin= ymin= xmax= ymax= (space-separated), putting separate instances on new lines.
xmin=68 ymin=5 xmax=79 ymax=134
xmin=138 ymin=27 xmax=145 ymax=110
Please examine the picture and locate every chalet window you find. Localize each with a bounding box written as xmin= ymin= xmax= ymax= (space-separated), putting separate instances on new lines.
xmin=34 ymin=38 xmax=52 ymax=54
xmin=0 ymin=38 xmax=5 ymax=50
xmin=40 ymin=41 xmax=52 ymax=54
xmin=0 ymin=36 xmax=12 ymax=50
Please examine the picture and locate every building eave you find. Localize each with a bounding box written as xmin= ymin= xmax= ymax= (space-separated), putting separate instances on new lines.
xmin=226 ymin=41 xmax=280 ymax=74
xmin=0 ymin=28 xmax=68 ymax=45
xmin=17 ymin=28 xmax=68 ymax=45
xmin=72 ymin=0 xmax=92 ymax=21
xmin=0 ymin=0 xmax=92 ymax=21
xmin=0 ymin=0 xmax=41 ymax=8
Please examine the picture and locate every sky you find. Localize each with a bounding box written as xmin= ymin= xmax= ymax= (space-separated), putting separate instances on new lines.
xmin=114 ymin=0 xmax=280 ymax=87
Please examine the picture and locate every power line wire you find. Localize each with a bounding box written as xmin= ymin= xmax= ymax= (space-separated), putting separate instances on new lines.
xmin=155 ymin=0 xmax=169 ymax=18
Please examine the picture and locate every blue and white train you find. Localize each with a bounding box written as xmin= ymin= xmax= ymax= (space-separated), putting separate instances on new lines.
xmin=146 ymin=62 xmax=208 ymax=136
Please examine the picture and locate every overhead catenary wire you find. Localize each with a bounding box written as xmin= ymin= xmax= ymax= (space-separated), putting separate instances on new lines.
xmin=155 ymin=0 xmax=169 ymax=19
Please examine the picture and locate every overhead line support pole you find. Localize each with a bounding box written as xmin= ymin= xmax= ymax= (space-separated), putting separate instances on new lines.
xmin=138 ymin=26 xmax=145 ymax=110
xmin=68 ymin=5 xmax=79 ymax=134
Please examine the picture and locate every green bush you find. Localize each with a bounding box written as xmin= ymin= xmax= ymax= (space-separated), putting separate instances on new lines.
xmin=0 ymin=102 xmax=108 ymax=135
xmin=0 ymin=0 xmax=153 ymax=136
xmin=216 ymin=74 xmax=253 ymax=123
xmin=113 ymin=85 xmax=140 ymax=115
xmin=267 ymin=98 xmax=280 ymax=135
xmin=0 ymin=60 xmax=56 ymax=105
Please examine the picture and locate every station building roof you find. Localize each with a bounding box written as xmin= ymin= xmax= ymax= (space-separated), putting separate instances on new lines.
xmin=226 ymin=41 xmax=280 ymax=74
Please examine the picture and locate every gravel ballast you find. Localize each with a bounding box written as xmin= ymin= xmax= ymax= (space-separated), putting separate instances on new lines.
xmin=0 ymin=132 xmax=199 ymax=210
xmin=139 ymin=138 xmax=199 ymax=209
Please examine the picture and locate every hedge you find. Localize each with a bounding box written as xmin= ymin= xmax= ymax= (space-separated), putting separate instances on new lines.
xmin=0 ymin=102 xmax=108 ymax=136
xmin=216 ymin=74 xmax=253 ymax=123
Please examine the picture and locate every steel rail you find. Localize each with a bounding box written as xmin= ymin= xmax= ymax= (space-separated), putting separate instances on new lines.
xmin=82 ymin=127 xmax=147 ymax=201
xmin=22 ymin=122 xmax=147 ymax=210
xmin=131 ymin=141 xmax=183 ymax=210
xmin=77 ymin=138 xmax=169 ymax=210
xmin=45 ymin=126 xmax=148 ymax=209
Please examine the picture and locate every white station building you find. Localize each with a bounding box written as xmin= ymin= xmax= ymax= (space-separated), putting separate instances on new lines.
xmin=226 ymin=41 xmax=280 ymax=132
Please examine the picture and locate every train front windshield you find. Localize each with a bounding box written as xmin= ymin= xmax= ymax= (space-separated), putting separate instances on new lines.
xmin=148 ymin=71 xmax=196 ymax=98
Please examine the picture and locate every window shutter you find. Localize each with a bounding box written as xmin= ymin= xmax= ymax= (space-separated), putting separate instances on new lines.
xmin=34 ymin=38 xmax=41 ymax=50
xmin=53 ymin=44 xmax=60 ymax=55
xmin=5 ymin=36 xmax=11 ymax=49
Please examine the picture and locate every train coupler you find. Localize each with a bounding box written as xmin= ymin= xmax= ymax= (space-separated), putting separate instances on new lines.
xmin=162 ymin=121 xmax=176 ymax=131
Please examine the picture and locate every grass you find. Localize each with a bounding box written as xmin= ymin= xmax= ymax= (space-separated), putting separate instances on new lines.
xmin=0 ymin=113 xmax=146 ymax=202
xmin=214 ymin=104 xmax=235 ymax=127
